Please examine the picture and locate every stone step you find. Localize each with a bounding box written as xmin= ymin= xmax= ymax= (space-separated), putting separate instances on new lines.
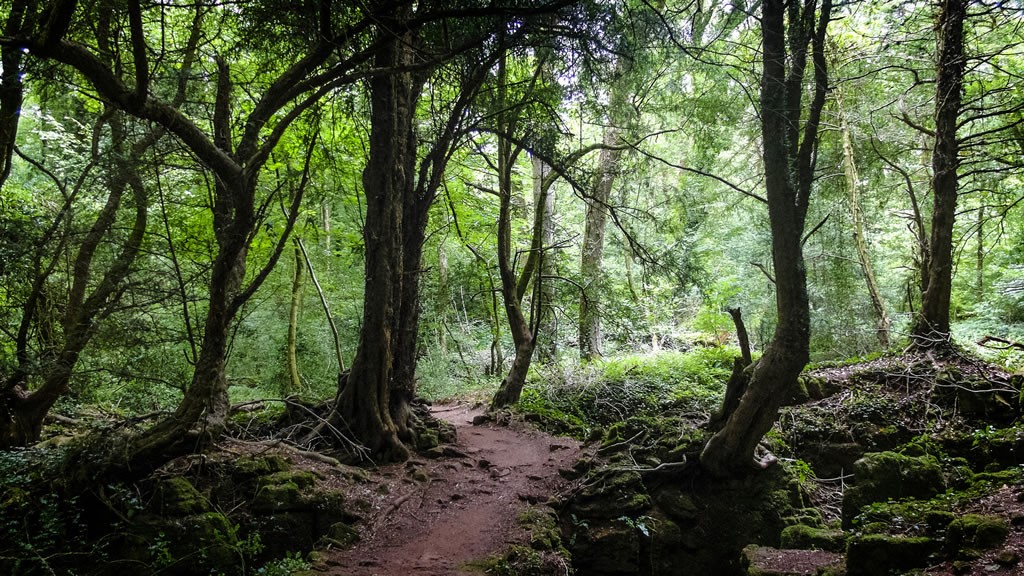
xmin=742 ymin=545 xmax=846 ymax=576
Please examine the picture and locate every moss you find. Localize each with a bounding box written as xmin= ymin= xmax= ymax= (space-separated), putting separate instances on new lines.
xmin=517 ymin=507 xmax=562 ymax=552
xmin=153 ymin=476 xmax=208 ymax=516
xmin=853 ymin=497 xmax=953 ymax=537
xmin=516 ymin=389 xmax=590 ymax=439
xmin=252 ymin=482 xmax=303 ymax=512
xmin=570 ymin=470 xmax=650 ymax=519
xmin=653 ymin=490 xmax=699 ymax=521
xmin=842 ymin=451 xmax=945 ymax=528
xmin=779 ymin=524 xmax=845 ymax=552
xmin=469 ymin=545 xmax=554 ymax=576
xmin=262 ymin=470 xmax=317 ymax=489
xmin=319 ymin=522 xmax=359 ymax=548
xmin=235 ymin=454 xmax=290 ymax=477
xmin=846 ymin=534 xmax=939 ymax=576
xmin=946 ymin=514 xmax=1009 ymax=555
xmin=415 ymin=429 xmax=440 ymax=451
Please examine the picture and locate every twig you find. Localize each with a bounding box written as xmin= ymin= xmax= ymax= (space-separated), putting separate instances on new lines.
xmin=597 ymin=431 xmax=645 ymax=454
xmin=609 ymin=459 xmax=689 ymax=473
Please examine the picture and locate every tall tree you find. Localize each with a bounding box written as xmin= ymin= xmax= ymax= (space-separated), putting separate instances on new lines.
xmin=912 ymin=0 xmax=965 ymax=347
xmin=333 ymin=2 xmax=419 ymax=462
xmin=701 ymin=0 xmax=831 ymax=476
xmin=836 ymin=87 xmax=892 ymax=349
xmin=579 ymin=58 xmax=632 ymax=361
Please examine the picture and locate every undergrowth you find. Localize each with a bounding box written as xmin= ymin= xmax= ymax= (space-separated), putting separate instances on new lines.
xmin=515 ymin=346 xmax=739 ymax=436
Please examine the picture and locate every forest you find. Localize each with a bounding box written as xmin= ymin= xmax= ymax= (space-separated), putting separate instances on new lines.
xmin=1 ymin=0 xmax=1023 ymax=574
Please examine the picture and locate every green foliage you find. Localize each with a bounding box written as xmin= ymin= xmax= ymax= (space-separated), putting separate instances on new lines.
xmin=0 ymin=448 xmax=91 ymax=572
xmin=255 ymin=552 xmax=313 ymax=576
xmin=514 ymin=347 xmax=737 ymax=433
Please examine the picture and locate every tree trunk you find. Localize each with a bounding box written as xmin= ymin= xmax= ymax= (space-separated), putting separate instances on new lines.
xmin=579 ymin=127 xmax=622 ymax=360
xmin=534 ymin=155 xmax=559 ymax=363
xmin=837 ymin=89 xmax=891 ymax=349
xmin=976 ymin=207 xmax=984 ymax=302
xmin=130 ymin=207 xmax=250 ymax=465
xmin=0 ymin=0 xmax=28 ymax=188
xmin=913 ymin=0 xmax=965 ymax=347
xmin=490 ymin=135 xmax=537 ymax=408
xmin=710 ymin=308 xmax=753 ymax=431
xmin=0 ymin=111 xmax=149 ymax=448
xmin=579 ymin=58 xmax=631 ymax=361
xmin=334 ymin=19 xmax=413 ymax=462
xmin=700 ymin=0 xmax=829 ymax=477
xmin=287 ymin=240 xmax=304 ymax=392
xmin=392 ymin=187 xmax=429 ymax=442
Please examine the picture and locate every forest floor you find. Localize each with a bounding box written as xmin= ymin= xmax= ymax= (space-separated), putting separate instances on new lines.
xmin=317 ymin=403 xmax=584 ymax=575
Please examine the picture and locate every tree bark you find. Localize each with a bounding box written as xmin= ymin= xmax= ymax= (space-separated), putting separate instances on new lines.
xmin=0 ymin=0 xmax=28 ymax=188
xmin=489 ymin=51 xmax=541 ymax=409
xmin=912 ymin=0 xmax=965 ymax=347
xmin=490 ymin=134 xmax=537 ymax=409
xmin=335 ymin=16 xmax=413 ymax=462
xmin=579 ymin=126 xmax=623 ymax=361
xmin=287 ymin=241 xmax=304 ymax=392
xmin=579 ymin=57 xmax=631 ymax=361
xmin=701 ymin=0 xmax=830 ymax=477
xmin=837 ymin=89 xmax=891 ymax=349
xmin=534 ymin=155 xmax=559 ymax=363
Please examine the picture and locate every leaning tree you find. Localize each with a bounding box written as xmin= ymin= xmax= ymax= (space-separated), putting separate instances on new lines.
xmin=700 ymin=0 xmax=832 ymax=477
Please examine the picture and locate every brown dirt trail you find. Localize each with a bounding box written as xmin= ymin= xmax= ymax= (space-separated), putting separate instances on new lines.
xmin=320 ymin=403 xmax=582 ymax=575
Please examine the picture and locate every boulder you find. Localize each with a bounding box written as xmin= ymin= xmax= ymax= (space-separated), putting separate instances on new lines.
xmin=841 ymin=451 xmax=945 ymax=527
xmin=846 ymin=534 xmax=939 ymax=576
xmin=945 ymin=514 xmax=1009 ymax=556
xmin=779 ymin=524 xmax=846 ymax=552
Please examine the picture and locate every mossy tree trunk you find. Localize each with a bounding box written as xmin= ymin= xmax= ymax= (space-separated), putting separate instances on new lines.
xmin=837 ymin=88 xmax=891 ymax=349
xmin=701 ymin=0 xmax=830 ymax=477
xmin=287 ymin=240 xmax=305 ymax=392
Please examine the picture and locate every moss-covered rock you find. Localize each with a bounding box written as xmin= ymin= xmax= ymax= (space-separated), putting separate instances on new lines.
xmin=252 ymin=481 xmax=303 ymax=512
xmin=152 ymin=476 xmax=209 ymax=516
xmin=570 ymin=523 xmax=641 ymax=575
xmin=946 ymin=514 xmax=1009 ymax=556
xmin=122 ymin=511 xmax=244 ymax=575
xmin=653 ymin=490 xmax=699 ymax=521
xmin=263 ymin=470 xmax=317 ymax=489
xmin=569 ymin=470 xmax=650 ymax=519
xmin=841 ymin=451 xmax=945 ymax=527
xmin=779 ymin=524 xmax=846 ymax=552
xmin=415 ymin=428 xmax=440 ymax=451
xmin=234 ymin=454 xmax=290 ymax=477
xmin=320 ymin=521 xmax=359 ymax=548
xmin=846 ymin=534 xmax=939 ymax=576
xmin=518 ymin=507 xmax=563 ymax=552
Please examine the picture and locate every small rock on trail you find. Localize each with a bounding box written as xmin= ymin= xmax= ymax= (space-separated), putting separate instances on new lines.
xmin=320 ymin=403 xmax=583 ymax=575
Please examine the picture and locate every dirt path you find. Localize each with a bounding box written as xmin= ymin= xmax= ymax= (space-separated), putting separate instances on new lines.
xmin=320 ymin=403 xmax=582 ymax=575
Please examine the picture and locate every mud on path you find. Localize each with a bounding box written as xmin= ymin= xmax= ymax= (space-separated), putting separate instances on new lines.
xmin=320 ymin=403 xmax=583 ymax=575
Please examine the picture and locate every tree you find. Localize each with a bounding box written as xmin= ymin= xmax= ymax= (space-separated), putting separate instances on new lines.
xmin=700 ymin=0 xmax=831 ymax=476
xmin=836 ymin=87 xmax=892 ymax=349
xmin=912 ymin=0 xmax=966 ymax=347
xmin=1 ymin=108 xmax=151 ymax=447
xmin=6 ymin=0 xmax=350 ymax=471
xmin=579 ymin=59 xmax=631 ymax=361
xmin=332 ymin=2 xmax=419 ymax=462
